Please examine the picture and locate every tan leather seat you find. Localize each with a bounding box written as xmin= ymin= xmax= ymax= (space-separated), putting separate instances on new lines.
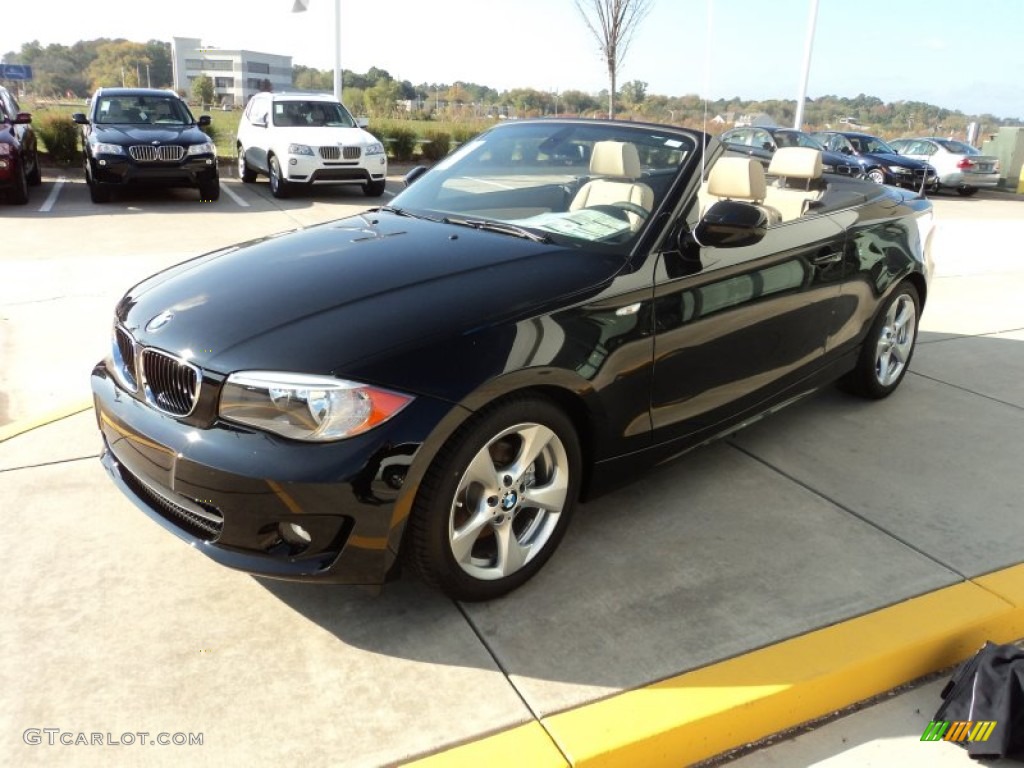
xmin=570 ymin=141 xmax=654 ymax=230
xmin=699 ymin=157 xmax=781 ymax=225
xmin=763 ymin=147 xmax=825 ymax=222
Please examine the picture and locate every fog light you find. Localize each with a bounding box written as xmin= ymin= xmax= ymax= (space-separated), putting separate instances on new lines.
xmin=280 ymin=521 xmax=312 ymax=546
xmin=99 ymin=159 xmax=107 ymax=166
xmin=289 ymin=158 xmax=298 ymax=166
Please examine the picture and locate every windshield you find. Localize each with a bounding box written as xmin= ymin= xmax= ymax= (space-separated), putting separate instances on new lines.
xmin=95 ymin=95 xmax=193 ymax=125
xmin=272 ymin=100 xmax=356 ymax=128
xmin=855 ymin=135 xmax=898 ymax=154
xmin=774 ymin=130 xmax=825 ymax=150
xmin=389 ymin=121 xmax=696 ymax=249
xmin=938 ymin=139 xmax=979 ymax=155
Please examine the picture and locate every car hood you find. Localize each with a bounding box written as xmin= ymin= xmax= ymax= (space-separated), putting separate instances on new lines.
xmin=271 ymin=126 xmax=378 ymax=147
xmin=93 ymin=124 xmax=208 ymax=144
xmin=117 ymin=212 xmax=624 ymax=382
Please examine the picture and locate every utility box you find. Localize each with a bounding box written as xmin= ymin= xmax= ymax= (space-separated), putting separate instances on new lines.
xmin=981 ymin=127 xmax=1024 ymax=190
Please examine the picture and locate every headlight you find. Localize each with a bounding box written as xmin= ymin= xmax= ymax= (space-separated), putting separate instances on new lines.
xmin=288 ymin=143 xmax=315 ymax=156
xmin=219 ymin=372 xmax=413 ymax=441
xmin=93 ymin=142 xmax=124 ymax=155
xmin=822 ymin=163 xmax=835 ymax=173
xmin=364 ymin=142 xmax=385 ymax=156
xmin=888 ymin=166 xmax=913 ymax=175
xmin=187 ymin=141 xmax=216 ymax=156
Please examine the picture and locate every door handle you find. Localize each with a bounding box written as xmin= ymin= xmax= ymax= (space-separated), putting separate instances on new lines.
xmin=811 ymin=250 xmax=843 ymax=265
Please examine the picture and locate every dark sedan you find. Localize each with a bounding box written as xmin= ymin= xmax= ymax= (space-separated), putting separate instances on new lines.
xmin=812 ymin=130 xmax=938 ymax=190
xmin=92 ymin=119 xmax=934 ymax=601
xmin=73 ymin=87 xmax=219 ymax=202
xmin=720 ymin=125 xmax=861 ymax=177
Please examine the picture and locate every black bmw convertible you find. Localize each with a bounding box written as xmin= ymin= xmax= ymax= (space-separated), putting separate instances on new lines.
xmin=92 ymin=118 xmax=934 ymax=601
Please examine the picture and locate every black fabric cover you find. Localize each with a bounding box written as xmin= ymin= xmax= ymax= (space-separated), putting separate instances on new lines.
xmin=935 ymin=641 xmax=1024 ymax=759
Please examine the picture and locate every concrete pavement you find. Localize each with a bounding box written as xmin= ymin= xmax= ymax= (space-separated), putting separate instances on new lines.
xmin=1 ymin=189 xmax=1023 ymax=766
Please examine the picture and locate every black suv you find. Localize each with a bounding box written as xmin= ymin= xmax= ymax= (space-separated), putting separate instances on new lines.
xmin=73 ymin=88 xmax=219 ymax=203
xmin=0 ymin=84 xmax=41 ymax=204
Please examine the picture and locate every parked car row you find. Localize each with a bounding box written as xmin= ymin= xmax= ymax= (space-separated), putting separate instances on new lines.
xmin=720 ymin=125 xmax=999 ymax=197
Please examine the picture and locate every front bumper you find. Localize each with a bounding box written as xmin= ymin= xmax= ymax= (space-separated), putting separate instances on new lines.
xmin=284 ymin=152 xmax=387 ymax=185
xmin=89 ymin=154 xmax=219 ymax=188
xmin=92 ymin=361 xmax=452 ymax=586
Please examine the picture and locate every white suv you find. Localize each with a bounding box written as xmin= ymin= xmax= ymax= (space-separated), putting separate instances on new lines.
xmin=237 ymin=91 xmax=387 ymax=198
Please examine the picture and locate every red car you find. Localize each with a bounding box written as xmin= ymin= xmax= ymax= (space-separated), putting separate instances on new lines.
xmin=0 ymin=85 xmax=41 ymax=204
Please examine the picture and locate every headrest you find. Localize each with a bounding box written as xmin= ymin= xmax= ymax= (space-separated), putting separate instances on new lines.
xmin=590 ymin=141 xmax=642 ymax=178
xmin=707 ymin=157 xmax=767 ymax=200
xmin=767 ymin=147 xmax=823 ymax=179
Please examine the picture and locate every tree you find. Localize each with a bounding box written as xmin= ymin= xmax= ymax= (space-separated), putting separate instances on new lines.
xmin=191 ymin=74 xmax=214 ymax=107
xmin=86 ymin=40 xmax=151 ymax=89
xmin=574 ymin=0 xmax=653 ymax=118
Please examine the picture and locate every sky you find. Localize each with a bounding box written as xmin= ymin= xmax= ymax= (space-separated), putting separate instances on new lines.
xmin=6 ymin=0 xmax=1024 ymax=118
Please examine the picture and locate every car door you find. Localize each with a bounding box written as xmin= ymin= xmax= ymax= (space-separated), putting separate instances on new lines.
xmin=649 ymin=191 xmax=847 ymax=447
xmin=242 ymin=95 xmax=272 ymax=172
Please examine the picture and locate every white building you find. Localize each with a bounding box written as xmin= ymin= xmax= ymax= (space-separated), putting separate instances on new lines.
xmin=171 ymin=37 xmax=292 ymax=107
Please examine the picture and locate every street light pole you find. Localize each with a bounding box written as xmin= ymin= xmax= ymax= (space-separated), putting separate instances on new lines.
xmin=292 ymin=0 xmax=343 ymax=102
xmin=793 ymin=0 xmax=819 ymax=130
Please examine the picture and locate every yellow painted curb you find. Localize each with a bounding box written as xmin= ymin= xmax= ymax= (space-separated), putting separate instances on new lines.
xmin=410 ymin=565 xmax=1024 ymax=767
xmin=0 ymin=399 xmax=94 ymax=443
xmin=408 ymin=722 xmax=568 ymax=768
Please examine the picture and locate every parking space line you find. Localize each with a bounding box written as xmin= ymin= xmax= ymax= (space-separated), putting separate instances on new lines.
xmin=220 ymin=182 xmax=249 ymax=208
xmin=38 ymin=177 xmax=67 ymax=213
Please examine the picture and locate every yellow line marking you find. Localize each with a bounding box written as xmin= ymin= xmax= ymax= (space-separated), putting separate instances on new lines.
xmin=411 ymin=565 xmax=1024 ymax=767
xmin=0 ymin=399 xmax=94 ymax=443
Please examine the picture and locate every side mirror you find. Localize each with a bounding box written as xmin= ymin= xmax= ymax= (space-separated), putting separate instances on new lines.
xmin=14 ymin=112 xmax=32 ymax=125
xmin=71 ymin=113 xmax=89 ymax=125
xmin=253 ymin=114 xmax=267 ymax=128
xmin=356 ymin=116 xmax=369 ymax=129
xmin=198 ymin=115 xmax=211 ymax=127
xmin=841 ymin=146 xmax=852 ymax=155
xmin=693 ymin=200 xmax=767 ymax=248
xmin=403 ymin=165 xmax=428 ymax=187
xmin=762 ymin=142 xmax=775 ymax=151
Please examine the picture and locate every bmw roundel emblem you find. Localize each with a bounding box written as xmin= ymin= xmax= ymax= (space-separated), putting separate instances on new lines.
xmin=146 ymin=310 xmax=174 ymax=332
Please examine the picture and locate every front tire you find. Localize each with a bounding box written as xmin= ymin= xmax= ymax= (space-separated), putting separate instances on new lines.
xmin=866 ymin=168 xmax=886 ymax=184
xmin=198 ymin=179 xmax=220 ymax=202
xmin=364 ymin=179 xmax=387 ymax=197
xmin=8 ymin=162 xmax=29 ymax=204
xmin=957 ymin=186 xmax=978 ymax=197
xmin=407 ymin=396 xmax=581 ymax=601
xmin=237 ymin=145 xmax=256 ymax=182
xmin=268 ymin=155 xmax=289 ymax=198
xmin=26 ymin=152 xmax=42 ymax=186
xmin=843 ymin=282 xmax=920 ymax=399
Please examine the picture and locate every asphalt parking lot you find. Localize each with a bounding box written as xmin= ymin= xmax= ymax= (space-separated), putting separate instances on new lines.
xmin=2 ymin=177 xmax=1024 ymax=767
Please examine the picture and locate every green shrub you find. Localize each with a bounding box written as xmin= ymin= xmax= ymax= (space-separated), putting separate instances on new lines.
xmin=384 ymin=127 xmax=417 ymax=162
xmin=450 ymin=126 xmax=478 ymax=146
xmin=419 ymin=130 xmax=451 ymax=162
xmin=34 ymin=113 xmax=80 ymax=166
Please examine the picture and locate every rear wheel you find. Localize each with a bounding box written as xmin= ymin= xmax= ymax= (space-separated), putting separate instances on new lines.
xmin=268 ymin=155 xmax=289 ymax=198
xmin=237 ymin=145 xmax=256 ymax=182
xmin=363 ymin=179 xmax=387 ymax=197
xmin=957 ymin=186 xmax=978 ymax=197
xmin=842 ymin=282 xmax=920 ymax=399
xmin=407 ymin=396 xmax=581 ymax=601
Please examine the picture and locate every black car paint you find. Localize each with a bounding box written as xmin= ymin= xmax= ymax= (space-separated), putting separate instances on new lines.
xmin=91 ymin=119 xmax=932 ymax=588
